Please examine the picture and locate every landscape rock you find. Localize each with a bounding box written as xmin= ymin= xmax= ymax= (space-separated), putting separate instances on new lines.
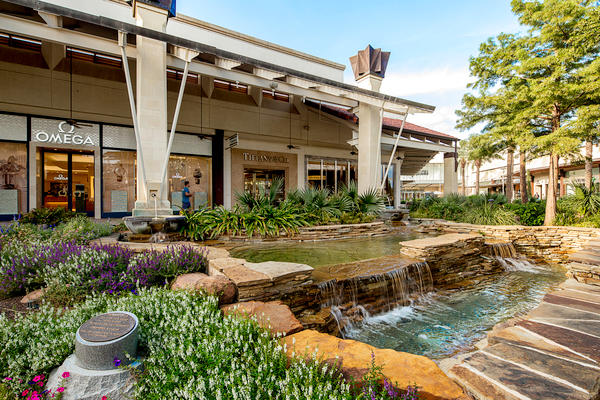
xmin=170 ymin=272 xmax=208 ymax=291
xmin=222 ymin=301 xmax=304 ymax=336
xmin=195 ymin=275 xmax=238 ymax=305
xmin=283 ymin=330 xmax=468 ymax=400
xmin=46 ymin=354 xmax=139 ymax=400
xmin=20 ymin=288 xmax=45 ymax=305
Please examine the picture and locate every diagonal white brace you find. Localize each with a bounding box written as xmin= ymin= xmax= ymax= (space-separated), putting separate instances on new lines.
xmin=118 ymin=31 xmax=147 ymax=196
xmin=379 ymin=109 xmax=408 ymax=192
xmin=159 ymin=47 xmax=199 ymax=198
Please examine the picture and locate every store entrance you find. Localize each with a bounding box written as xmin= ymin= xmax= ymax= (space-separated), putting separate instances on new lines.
xmin=41 ymin=150 xmax=95 ymax=214
xmin=243 ymin=168 xmax=285 ymax=202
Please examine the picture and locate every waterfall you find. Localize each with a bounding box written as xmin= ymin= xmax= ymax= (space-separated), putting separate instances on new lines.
xmin=318 ymin=261 xmax=433 ymax=338
xmin=489 ymin=242 xmax=543 ymax=273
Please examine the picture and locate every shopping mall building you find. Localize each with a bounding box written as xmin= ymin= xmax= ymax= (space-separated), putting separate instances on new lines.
xmin=0 ymin=0 xmax=458 ymax=219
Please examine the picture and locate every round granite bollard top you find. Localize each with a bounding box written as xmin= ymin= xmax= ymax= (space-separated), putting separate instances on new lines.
xmin=75 ymin=311 xmax=139 ymax=371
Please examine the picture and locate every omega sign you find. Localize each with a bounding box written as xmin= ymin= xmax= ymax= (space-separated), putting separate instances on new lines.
xmin=34 ymin=121 xmax=94 ymax=146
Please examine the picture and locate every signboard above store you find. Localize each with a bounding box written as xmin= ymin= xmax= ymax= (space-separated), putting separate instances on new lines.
xmin=32 ymin=119 xmax=98 ymax=147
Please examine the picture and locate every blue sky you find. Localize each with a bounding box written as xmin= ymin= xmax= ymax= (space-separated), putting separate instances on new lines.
xmin=177 ymin=1 xmax=522 ymax=139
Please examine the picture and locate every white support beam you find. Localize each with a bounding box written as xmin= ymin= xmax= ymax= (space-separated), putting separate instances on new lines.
xmin=168 ymin=55 xmax=359 ymax=108
xmin=0 ymin=13 xmax=137 ymax=58
xmin=215 ymin=57 xmax=243 ymax=70
xmin=254 ymin=67 xmax=286 ymax=81
xmin=248 ymin=86 xmax=263 ymax=107
xmin=37 ymin=11 xmax=62 ymax=28
xmin=290 ymin=95 xmax=307 ymax=116
xmin=348 ymin=136 xmax=454 ymax=153
xmin=201 ymin=76 xmax=214 ymax=98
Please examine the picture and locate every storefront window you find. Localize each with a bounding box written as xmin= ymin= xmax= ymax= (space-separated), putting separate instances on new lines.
xmin=103 ymin=150 xmax=136 ymax=213
xmin=168 ymin=154 xmax=212 ymax=210
xmin=0 ymin=142 xmax=28 ymax=216
xmin=243 ymin=168 xmax=285 ymax=202
xmin=306 ymin=157 xmax=357 ymax=192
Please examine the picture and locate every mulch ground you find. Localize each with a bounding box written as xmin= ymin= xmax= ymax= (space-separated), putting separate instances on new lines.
xmin=0 ymin=295 xmax=32 ymax=319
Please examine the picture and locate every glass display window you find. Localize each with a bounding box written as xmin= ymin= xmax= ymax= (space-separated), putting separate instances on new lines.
xmin=0 ymin=141 xmax=28 ymax=215
xmin=102 ymin=149 xmax=136 ymax=213
xmin=168 ymin=154 xmax=212 ymax=210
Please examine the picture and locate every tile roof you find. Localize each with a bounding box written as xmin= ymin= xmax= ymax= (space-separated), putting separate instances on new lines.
xmin=304 ymin=100 xmax=457 ymax=141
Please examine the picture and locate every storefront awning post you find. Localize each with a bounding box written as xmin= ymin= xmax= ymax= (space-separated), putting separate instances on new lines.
xmin=118 ymin=31 xmax=147 ymax=194
xmin=379 ymin=110 xmax=408 ymax=192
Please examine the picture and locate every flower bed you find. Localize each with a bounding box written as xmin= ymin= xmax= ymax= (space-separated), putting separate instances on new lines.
xmin=0 ymin=220 xmax=207 ymax=301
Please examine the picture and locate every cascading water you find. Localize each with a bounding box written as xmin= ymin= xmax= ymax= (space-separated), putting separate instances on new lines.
xmin=318 ymin=261 xmax=433 ymax=338
xmin=489 ymin=242 xmax=543 ymax=273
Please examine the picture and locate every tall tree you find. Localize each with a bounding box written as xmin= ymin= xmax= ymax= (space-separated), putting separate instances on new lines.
xmin=465 ymin=133 xmax=501 ymax=195
xmin=457 ymin=0 xmax=600 ymax=224
xmin=458 ymin=143 xmax=469 ymax=196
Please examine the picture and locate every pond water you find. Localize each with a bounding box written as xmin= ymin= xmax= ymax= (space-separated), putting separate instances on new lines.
xmin=229 ymin=229 xmax=430 ymax=268
xmin=345 ymin=263 xmax=565 ymax=359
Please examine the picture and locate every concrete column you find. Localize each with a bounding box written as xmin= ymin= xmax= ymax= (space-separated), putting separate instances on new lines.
xmin=357 ymin=102 xmax=382 ymax=194
xmin=132 ymin=3 xmax=170 ymax=216
xmin=443 ymin=152 xmax=458 ymax=196
xmin=393 ymin=158 xmax=403 ymax=208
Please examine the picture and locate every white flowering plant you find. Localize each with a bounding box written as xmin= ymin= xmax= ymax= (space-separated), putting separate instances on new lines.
xmin=1 ymin=289 xmax=355 ymax=399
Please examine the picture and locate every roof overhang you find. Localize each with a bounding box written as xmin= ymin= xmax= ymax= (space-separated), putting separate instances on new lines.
xmin=1 ymin=0 xmax=436 ymax=115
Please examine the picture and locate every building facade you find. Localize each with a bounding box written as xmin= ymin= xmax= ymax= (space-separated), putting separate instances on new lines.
xmin=0 ymin=0 xmax=458 ymax=219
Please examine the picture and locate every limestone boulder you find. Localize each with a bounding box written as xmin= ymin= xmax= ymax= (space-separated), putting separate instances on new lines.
xmin=222 ymin=301 xmax=304 ymax=336
xmin=195 ymin=275 xmax=238 ymax=305
xmin=20 ymin=288 xmax=45 ymax=305
xmin=283 ymin=330 xmax=468 ymax=400
xmin=204 ymin=246 xmax=230 ymax=261
xmin=171 ymin=273 xmax=208 ymax=291
xmin=171 ymin=273 xmax=237 ymax=305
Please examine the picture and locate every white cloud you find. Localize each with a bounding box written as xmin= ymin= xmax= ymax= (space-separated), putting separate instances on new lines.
xmin=381 ymin=67 xmax=472 ymax=97
xmin=406 ymin=105 xmax=474 ymax=140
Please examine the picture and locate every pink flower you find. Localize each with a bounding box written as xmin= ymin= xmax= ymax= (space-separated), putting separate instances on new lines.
xmin=36 ymin=382 xmax=44 ymax=387
xmin=56 ymin=387 xmax=64 ymax=393
xmin=32 ymin=375 xmax=44 ymax=383
xmin=102 ymin=396 xmax=107 ymax=400
xmin=3 ymin=377 xmax=11 ymax=381
xmin=61 ymin=372 xmax=70 ymax=379
xmin=22 ymin=389 xmax=29 ymax=397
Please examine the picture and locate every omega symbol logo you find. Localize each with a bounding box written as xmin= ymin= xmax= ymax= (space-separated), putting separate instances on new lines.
xmin=58 ymin=121 xmax=76 ymax=134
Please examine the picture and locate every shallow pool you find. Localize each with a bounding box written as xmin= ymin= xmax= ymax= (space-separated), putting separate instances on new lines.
xmin=229 ymin=229 xmax=430 ymax=268
xmin=344 ymin=264 xmax=566 ymax=359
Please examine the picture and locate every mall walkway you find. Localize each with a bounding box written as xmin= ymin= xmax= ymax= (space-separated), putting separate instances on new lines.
xmin=448 ymin=278 xmax=600 ymax=400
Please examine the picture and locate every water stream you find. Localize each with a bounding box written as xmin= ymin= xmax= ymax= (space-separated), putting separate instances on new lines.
xmin=344 ymin=249 xmax=565 ymax=359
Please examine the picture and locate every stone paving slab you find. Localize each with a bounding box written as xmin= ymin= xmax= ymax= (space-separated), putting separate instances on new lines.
xmin=561 ymin=279 xmax=600 ymax=294
xmin=460 ymin=351 xmax=588 ymax=400
xmin=489 ymin=325 xmax=594 ymax=364
xmin=516 ymin=320 xmax=600 ymax=363
xmin=244 ymin=261 xmax=313 ymax=281
xmin=449 ymin=279 xmax=600 ymax=399
xmin=543 ymin=293 xmax=600 ymax=315
xmin=399 ymin=233 xmax=480 ymax=249
xmin=552 ymin=288 xmax=600 ymax=304
xmin=528 ymin=300 xmax=600 ymax=321
xmin=483 ymin=342 xmax=600 ymax=392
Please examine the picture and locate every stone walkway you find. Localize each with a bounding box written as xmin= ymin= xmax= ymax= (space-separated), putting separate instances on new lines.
xmin=447 ymin=279 xmax=600 ymax=400
xmin=568 ymin=238 xmax=600 ymax=285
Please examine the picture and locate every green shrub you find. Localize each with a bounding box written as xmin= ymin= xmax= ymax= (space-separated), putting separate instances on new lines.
xmin=505 ymin=201 xmax=546 ymax=226
xmin=461 ymin=202 xmax=517 ymax=225
xmin=0 ymin=289 xmax=353 ymax=399
xmin=19 ymin=208 xmax=77 ymax=226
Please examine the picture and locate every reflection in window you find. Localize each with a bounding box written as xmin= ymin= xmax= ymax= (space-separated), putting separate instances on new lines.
xmin=168 ymin=155 xmax=212 ymax=210
xmin=103 ymin=150 xmax=136 ymax=213
xmin=0 ymin=142 xmax=27 ymax=215
xmin=243 ymin=168 xmax=285 ymax=203
xmin=306 ymin=157 xmax=356 ymax=192
xmin=380 ymin=164 xmax=395 ymax=207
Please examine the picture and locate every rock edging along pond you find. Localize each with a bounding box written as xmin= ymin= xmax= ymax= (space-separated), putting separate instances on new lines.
xmin=417 ymin=220 xmax=600 ymax=263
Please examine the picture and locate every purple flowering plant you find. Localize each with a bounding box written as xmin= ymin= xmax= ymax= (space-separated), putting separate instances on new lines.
xmin=358 ymin=352 xmax=420 ymax=400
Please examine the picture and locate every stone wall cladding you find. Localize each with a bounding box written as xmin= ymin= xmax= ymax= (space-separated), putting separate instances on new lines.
xmin=416 ymin=219 xmax=600 ymax=282
xmin=399 ymin=233 xmax=503 ymax=287
xmin=417 ymin=220 xmax=600 ymax=262
xmin=218 ymin=221 xmax=392 ymax=242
